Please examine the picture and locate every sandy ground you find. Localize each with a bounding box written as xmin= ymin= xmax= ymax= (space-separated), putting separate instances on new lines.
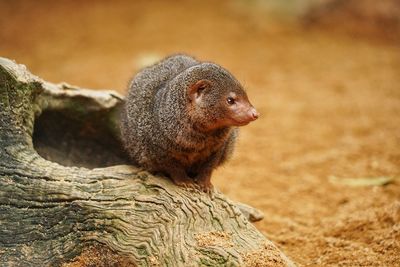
xmin=1 ymin=1 xmax=399 ymax=266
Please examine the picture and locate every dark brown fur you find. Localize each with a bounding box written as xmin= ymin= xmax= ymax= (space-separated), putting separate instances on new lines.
xmin=120 ymin=54 xmax=258 ymax=191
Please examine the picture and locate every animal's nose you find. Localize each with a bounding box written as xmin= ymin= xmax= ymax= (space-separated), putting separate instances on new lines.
xmin=249 ymin=107 xmax=259 ymax=120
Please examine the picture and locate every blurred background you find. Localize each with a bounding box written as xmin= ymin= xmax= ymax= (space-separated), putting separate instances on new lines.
xmin=1 ymin=0 xmax=399 ymax=266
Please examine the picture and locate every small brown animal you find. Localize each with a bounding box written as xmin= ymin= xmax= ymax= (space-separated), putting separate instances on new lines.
xmin=120 ymin=54 xmax=258 ymax=192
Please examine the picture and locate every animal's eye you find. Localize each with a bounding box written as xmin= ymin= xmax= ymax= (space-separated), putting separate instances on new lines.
xmin=198 ymin=85 xmax=206 ymax=93
xmin=226 ymin=97 xmax=235 ymax=105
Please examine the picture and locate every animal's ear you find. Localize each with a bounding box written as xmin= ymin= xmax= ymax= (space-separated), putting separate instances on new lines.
xmin=188 ymin=80 xmax=211 ymax=101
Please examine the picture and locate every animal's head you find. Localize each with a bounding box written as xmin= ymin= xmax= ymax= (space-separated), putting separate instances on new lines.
xmin=182 ymin=63 xmax=259 ymax=131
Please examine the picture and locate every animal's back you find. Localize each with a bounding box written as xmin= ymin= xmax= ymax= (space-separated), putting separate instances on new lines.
xmin=120 ymin=55 xmax=199 ymax=167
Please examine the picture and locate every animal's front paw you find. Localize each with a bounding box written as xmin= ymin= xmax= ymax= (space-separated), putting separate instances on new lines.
xmin=171 ymin=176 xmax=199 ymax=190
xmin=196 ymin=180 xmax=215 ymax=196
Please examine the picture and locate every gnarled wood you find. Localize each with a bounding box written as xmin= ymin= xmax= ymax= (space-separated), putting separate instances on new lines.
xmin=0 ymin=57 xmax=295 ymax=267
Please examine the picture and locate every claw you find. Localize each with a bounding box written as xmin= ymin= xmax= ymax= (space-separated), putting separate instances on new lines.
xmin=205 ymin=187 xmax=215 ymax=199
xmin=171 ymin=177 xmax=201 ymax=192
xmin=170 ymin=174 xmax=214 ymax=196
xmin=197 ymin=181 xmax=214 ymax=197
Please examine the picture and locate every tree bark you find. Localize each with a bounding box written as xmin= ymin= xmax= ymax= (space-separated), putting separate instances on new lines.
xmin=0 ymin=57 xmax=295 ymax=267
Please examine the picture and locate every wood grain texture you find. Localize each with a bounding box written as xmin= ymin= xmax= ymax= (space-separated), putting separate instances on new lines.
xmin=0 ymin=57 xmax=294 ymax=267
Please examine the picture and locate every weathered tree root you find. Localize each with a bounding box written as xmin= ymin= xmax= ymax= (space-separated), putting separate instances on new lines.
xmin=0 ymin=57 xmax=295 ymax=267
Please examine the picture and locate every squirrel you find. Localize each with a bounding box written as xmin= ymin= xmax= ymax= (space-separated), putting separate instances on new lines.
xmin=120 ymin=54 xmax=259 ymax=192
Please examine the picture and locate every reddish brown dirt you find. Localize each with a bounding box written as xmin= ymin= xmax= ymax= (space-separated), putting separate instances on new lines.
xmin=1 ymin=1 xmax=399 ymax=266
